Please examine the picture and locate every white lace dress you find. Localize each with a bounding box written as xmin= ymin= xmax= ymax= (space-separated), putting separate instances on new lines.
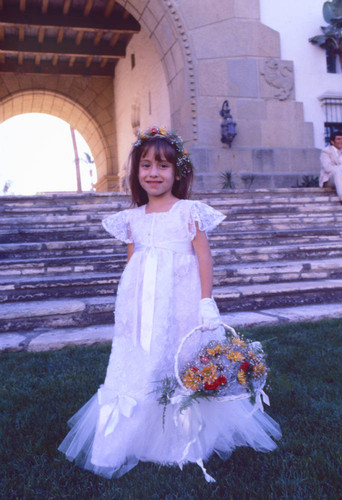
xmin=58 ymin=199 xmax=281 ymax=481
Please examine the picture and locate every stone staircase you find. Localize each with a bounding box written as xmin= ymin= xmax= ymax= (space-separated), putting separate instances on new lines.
xmin=1 ymin=188 xmax=342 ymax=351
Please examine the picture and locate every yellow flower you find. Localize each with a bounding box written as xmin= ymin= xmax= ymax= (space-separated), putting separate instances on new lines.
xmin=232 ymin=338 xmax=246 ymax=347
xmin=159 ymin=127 xmax=167 ymax=135
xmin=237 ymin=369 xmax=247 ymax=385
xmin=200 ymin=363 xmax=218 ymax=383
xmin=253 ymin=363 xmax=266 ymax=377
xmin=206 ymin=344 xmax=226 ymax=356
xmin=182 ymin=369 xmax=201 ymax=391
xmin=225 ymin=350 xmax=244 ymax=362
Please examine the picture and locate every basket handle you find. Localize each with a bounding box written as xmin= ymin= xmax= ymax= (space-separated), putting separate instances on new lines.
xmin=174 ymin=322 xmax=239 ymax=392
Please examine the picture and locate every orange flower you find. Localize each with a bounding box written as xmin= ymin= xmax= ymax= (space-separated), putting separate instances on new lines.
xmin=182 ymin=368 xmax=201 ymax=391
xmin=206 ymin=344 xmax=226 ymax=356
xmin=200 ymin=363 xmax=218 ymax=383
xmin=225 ymin=350 xmax=244 ymax=362
xmin=232 ymin=338 xmax=246 ymax=347
xmin=237 ymin=369 xmax=247 ymax=385
xmin=253 ymin=362 xmax=267 ymax=377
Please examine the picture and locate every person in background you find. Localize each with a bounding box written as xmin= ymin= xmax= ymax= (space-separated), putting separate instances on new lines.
xmin=319 ymin=131 xmax=342 ymax=202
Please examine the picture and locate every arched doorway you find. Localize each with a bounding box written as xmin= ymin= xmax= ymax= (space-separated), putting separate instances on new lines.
xmin=0 ymin=90 xmax=109 ymax=190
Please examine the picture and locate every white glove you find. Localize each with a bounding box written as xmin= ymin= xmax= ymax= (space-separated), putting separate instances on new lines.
xmin=199 ymin=298 xmax=221 ymax=330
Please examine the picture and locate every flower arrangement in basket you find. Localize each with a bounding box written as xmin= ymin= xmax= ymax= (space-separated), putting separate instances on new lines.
xmin=154 ymin=323 xmax=269 ymax=419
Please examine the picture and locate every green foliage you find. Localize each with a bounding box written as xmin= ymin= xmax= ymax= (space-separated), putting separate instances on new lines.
xmin=295 ymin=175 xmax=319 ymax=188
xmin=1 ymin=319 xmax=341 ymax=499
xmin=220 ymin=171 xmax=235 ymax=190
xmin=241 ymin=174 xmax=255 ymax=189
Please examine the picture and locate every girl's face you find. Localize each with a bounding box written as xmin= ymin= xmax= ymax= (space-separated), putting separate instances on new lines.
xmin=138 ymin=146 xmax=178 ymax=200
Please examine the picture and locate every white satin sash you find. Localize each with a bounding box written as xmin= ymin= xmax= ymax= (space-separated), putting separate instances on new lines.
xmin=134 ymin=240 xmax=194 ymax=353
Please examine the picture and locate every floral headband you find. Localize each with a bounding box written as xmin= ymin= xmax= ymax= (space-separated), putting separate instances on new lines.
xmin=133 ymin=126 xmax=193 ymax=179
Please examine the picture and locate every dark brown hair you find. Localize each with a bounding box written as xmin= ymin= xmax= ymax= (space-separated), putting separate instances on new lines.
xmin=129 ymin=136 xmax=193 ymax=206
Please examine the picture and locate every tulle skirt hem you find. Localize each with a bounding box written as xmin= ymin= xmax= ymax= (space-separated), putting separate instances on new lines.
xmin=58 ymin=391 xmax=281 ymax=479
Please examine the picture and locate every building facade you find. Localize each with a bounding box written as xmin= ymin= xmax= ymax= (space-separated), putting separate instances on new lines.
xmin=1 ymin=0 xmax=338 ymax=192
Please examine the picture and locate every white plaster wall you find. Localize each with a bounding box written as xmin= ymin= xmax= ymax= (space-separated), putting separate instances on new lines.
xmin=260 ymin=0 xmax=342 ymax=149
xmin=114 ymin=28 xmax=171 ymax=178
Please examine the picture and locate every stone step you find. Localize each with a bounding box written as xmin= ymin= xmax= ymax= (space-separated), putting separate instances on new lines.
xmin=4 ymin=301 xmax=342 ymax=352
xmin=0 ymin=296 xmax=114 ymax=333
xmin=0 ymin=188 xmax=335 ymax=208
xmin=0 ymin=271 xmax=119 ymax=303
xmin=1 ymin=228 xmax=341 ymax=260
xmin=2 ymin=214 xmax=342 ymax=244
xmin=1 ymin=240 xmax=342 ymax=277
xmin=1 ymin=199 xmax=342 ymax=222
xmin=1 ymin=278 xmax=342 ymax=333
xmin=1 ymin=254 xmax=341 ymax=290
xmin=2 ymin=203 xmax=342 ymax=226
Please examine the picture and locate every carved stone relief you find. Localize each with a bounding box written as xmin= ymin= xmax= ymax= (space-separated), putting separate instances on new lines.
xmin=260 ymin=59 xmax=294 ymax=101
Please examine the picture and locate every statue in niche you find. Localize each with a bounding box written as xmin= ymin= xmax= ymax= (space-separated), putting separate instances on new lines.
xmin=309 ymin=0 xmax=342 ymax=70
xmin=260 ymin=59 xmax=294 ymax=101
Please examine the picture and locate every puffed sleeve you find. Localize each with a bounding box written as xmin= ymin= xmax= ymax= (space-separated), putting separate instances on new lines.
xmin=188 ymin=201 xmax=226 ymax=239
xmin=102 ymin=210 xmax=134 ymax=244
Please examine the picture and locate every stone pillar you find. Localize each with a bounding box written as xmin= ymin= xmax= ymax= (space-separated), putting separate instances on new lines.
xmin=177 ymin=0 xmax=320 ymax=189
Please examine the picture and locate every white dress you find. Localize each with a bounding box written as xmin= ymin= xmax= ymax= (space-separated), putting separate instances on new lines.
xmin=58 ymin=199 xmax=281 ymax=481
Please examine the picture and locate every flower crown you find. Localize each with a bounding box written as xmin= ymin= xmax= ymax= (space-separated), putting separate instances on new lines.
xmin=133 ymin=126 xmax=193 ymax=179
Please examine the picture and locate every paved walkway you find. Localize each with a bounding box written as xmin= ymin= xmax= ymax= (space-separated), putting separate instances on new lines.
xmin=2 ymin=302 xmax=342 ymax=353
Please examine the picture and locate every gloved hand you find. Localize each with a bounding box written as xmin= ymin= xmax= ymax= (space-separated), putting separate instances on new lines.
xmin=199 ymin=298 xmax=221 ymax=330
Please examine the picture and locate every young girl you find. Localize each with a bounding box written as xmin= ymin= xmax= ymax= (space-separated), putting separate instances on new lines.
xmin=58 ymin=127 xmax=281 ymax=481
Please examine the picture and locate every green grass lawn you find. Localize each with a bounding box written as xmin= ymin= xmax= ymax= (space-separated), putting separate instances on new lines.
xmin=1 ymin=319 xmax=341 ymax=500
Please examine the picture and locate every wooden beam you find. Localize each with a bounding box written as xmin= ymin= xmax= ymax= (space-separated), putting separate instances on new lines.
xmin=0 ymin=6 xmax=140 ymax=33
xmin=75 ymin=31 xmax=84 ymax=45
xmin=20 ymin=0 xmax=26 ymax=13
xmin=38 ymin=27 xmax=45 ymax=43
xmin=41 ymin=0 xmax=49 ymax=14
xmin=63 ymin=0 xmax=72 ymax=15
xmin=69 ymin=56 xmax=76 ymax=67
xmin=19 ymin=26 xmax=25 ymax=41
xmin=0 ymin=53 xmax=5 ymax=63
xmin=83 ymin=0 xmax=93 ymax=17
xmin=85 ymin=56 xmax=92 ymax=67
xmin=52 ymin=54 xmax=58 ymax=66
xmin=110 ymin=33 xmax=120 ymax=47
xmin=35 ymin=54 xmax=41 ymax=65
xmin=57 ymin=29 xmax=64 ymax=43
xmin=0 ymin=35 xmax=126 ymax=58
xmin=104 ymin=0 xmax=116 ymax=18
xmin=94 ymin=31 xmax=103 ymax=46
xmin=100 ymin=57 xmax=108 ymax=68
xmin=0 ymin=58 xmax=116 ymax=76
xmin=18 ymin=52 xmax=23 ymax=64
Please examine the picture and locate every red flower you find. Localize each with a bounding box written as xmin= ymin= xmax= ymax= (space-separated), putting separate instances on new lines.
xmin=240 ymin=361 xmax=250 ymax=371
xmin=191 ymin=366 xmax=199 ymax=372
xmin=217 ymin=375 xmax=227 ymax=386
xmin=204 ymin=380 xmax=220 ymax=390
xmin=200 ymin=356 xmax=210 ymax=365
xmin=150 ymin=127 xmax=158 ymax=134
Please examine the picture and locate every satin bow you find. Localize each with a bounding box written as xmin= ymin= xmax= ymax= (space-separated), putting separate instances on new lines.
xmin=97 ymin=385 xmax=137 ymax=437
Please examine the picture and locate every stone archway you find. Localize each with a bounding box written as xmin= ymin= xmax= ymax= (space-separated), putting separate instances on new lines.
xmin=0 ymin=73 xmax=118 ymax=191
xmin=0 ymin=89 xmax=111 ymax=190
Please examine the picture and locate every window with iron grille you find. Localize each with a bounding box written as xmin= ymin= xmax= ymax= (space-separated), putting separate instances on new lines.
xmin=320 ymin=95 xmax=342 ymax=144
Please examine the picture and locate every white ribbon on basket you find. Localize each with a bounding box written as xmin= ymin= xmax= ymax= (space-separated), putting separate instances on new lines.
xmin=97 ymin=385 xmax=137 ymax=437
xmin=170 ymin=393 xmax=216 ymax=483
xmin=134 ymin=240 xmax=194 ymax=353
xmin=172 ymin=322 xmax=271 ymax=482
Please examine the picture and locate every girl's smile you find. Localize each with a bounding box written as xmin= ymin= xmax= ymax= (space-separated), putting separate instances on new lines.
xmin=138 ymin=147 xmax=178 ymax=200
